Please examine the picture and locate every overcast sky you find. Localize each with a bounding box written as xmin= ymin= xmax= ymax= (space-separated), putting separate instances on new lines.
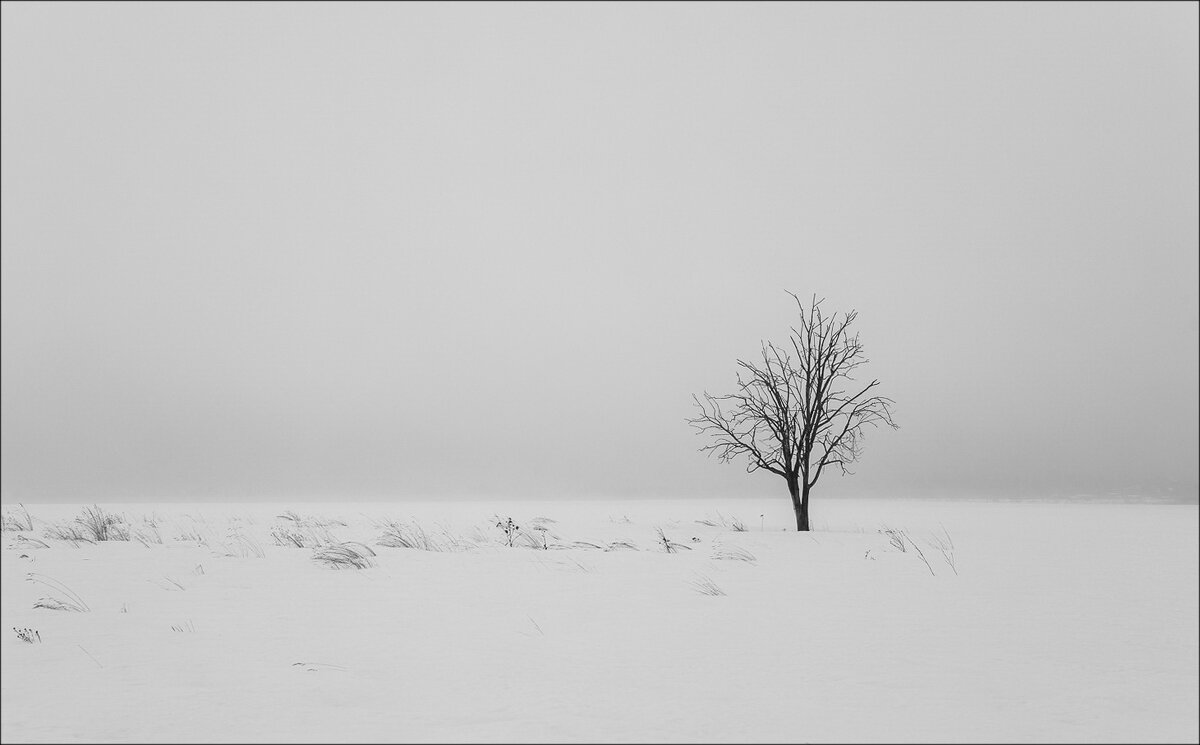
xmin=2 ymin=2 xmax=1197 ymax=503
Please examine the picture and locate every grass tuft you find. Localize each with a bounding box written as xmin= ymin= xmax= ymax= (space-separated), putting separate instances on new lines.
xmin=271 ymin=524 xmax=334 ymax=548
xmin=43 ymin=522 xmax=95 ymax=546
xmin=12 ymin=534 xmax=51 ymax=550
xmin=656 ymin=528 xmax=692 ymax=553
xmin=312 ymin=541 xmax=377 ymax=570
xmin=377 ymin=520 xmax=444 ymax=551
xmin=880 ymin=526 xmax=908 ymax=552
xmin=26 ymin=573 xmax=89 ymax=612
xmin=222 ymin=531 xmax=265 ymax=558
xmin=75 ymin=506 xmax=130 ymax=542
xmin=605 ymin=540 xmax=639 ymax=551
xmin=927 ymin=525 xmax=958 ymax=575
xmin=519 ymin=529 xmax=550 ymax=550
xmin=690 ymin=573 xmax=727 ymax=596
xmin=13 ymin=626 xmax=42 ymax=643
xmin=711 ymin=543 xmax=757 ymax=562
xmin=172 ymin=523 xmax=210 ymax=545
xmin=2 ymin=504 xmax=34 ymax=532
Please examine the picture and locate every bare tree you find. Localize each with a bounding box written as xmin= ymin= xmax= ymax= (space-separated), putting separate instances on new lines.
xmin=688 ymin=294 xmax=897 ymax=531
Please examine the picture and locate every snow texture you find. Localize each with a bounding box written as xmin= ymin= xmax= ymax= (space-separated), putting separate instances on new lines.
xmin=2 ymin=499 xmax=1197 ymax=743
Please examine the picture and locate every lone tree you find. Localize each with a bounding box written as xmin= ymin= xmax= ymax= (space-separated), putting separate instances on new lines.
xmin=688 ymin=294 xmax=897 ymax=531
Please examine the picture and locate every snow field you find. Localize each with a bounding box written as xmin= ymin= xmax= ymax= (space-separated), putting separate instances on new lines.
xmin=2 ymin=498 xmax=1197 ymax=743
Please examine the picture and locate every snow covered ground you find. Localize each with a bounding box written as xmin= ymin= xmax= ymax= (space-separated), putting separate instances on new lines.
xmin=2 ymin=498 xmax=1197 ymax=743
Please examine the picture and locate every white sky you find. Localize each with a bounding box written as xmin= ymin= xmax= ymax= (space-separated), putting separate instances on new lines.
xmin=2 ymin=2 xmax=1197 ymax=502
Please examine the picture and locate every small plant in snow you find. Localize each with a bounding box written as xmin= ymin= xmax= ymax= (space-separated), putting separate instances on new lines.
xmin=271 ymin=525 xmax=312 ymax=548
xmin=378 ymin=520 xmax=445 ymax=551
xmin=928 ymin=526 xmax=958 ymax=575
xmin=879 ymin=526 xmax=936 ymax=575
xmin=520 ymin=527 xmax=549 ymax=550
xmin=656 ymin=528 xmax=691 ymax=553
xmin=14 ymin=627 xmax=42 ymax=643
xmin=880 ymin=526 xmax=907 ymax=552
xmin=27 ymin=573 xmax=89 ymax=612
xmin=222 ymin=531 xmax=265 ymax=558
xmin=170 ymin=620 xmax=196 ymax=633
xmin=2 ymin=504 xmax=34 ymax=532
xmin=563 ymin=556 xmax=592 ymax=573
xmin=690 ymin=574 xmax=727 ymax=596
xmin=496 ymin=517 xmax=521 ymax=547
xmin=75 ymin=506 xmax=130 ymax=542
xmin=569 ymin=540 xmax=605 ymax=550
xmin=906 ymin=533 xmax=936 ymax=576
xmin=312 ymin=542 xmax=377 ymax=569
xmin=12 ymin=535 xmax=50 ymax=550
xmin=43 ymin=521 xmax=95 ymax=546
xmin=133 ymin=524 xmax=163 ymax=547
xmin=711 ymin=543 xmax=756 ymax=563
xmin=172 ymin=525 xmax=209 ymax=545
xmin=278 ymin=511 xmax=346 ymax=528
xmin=155 ymin=576 xmax=186 ymax=591
xmin=729 ymin=517 xmax=748 ymax=532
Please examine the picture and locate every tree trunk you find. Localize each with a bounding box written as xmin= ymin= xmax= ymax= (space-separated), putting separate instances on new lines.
xmin=787 ymin=475 xmax=810 ymax=532
xmin=798 ymin=481 xmax=811 ymax=532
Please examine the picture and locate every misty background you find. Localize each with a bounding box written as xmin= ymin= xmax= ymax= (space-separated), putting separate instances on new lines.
xmin=2 ymin=2 xmax=1197 ymax=503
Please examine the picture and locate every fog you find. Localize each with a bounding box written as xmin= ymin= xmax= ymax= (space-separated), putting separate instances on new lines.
xmin=2 ymin=2 xmax=1197 ymax=503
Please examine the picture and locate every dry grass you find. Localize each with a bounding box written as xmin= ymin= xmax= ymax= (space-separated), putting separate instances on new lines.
xmin=377 ymin=520 xmax=444 ymax=551
xmin=43 ymin=522 xmax=95 ymax=546
xmin=495 ymin=516 xmax=521 ymax=547
xmin=312 ymin=541 xmax=377 ymax=570
xmin=2 ymin=504 xmax=33 ymax=532
xmin=881 ymin=526 xmax=937 ymax=575
xmin=12 ymin=534 xmax=51 ymax=550
xmin=880 ymin=526 xmax=907 ymax=552
xmin=569 ymin=540 xmax=605 ymax=550
xmin=133 ymin=524 xmax=163 ymax=547
xmin=27 ymin=573 xmax=89 ymax=612
xmin=172 ymin=524 xmax=211 ymax=546
xmin=222 ymin=531 xmax=265 ymax=558
xmin=690 ymin=573 xmax=727 ymax=596
xmin=711 ymin=543 xmax=757 ymax=563
xmin=13 ymin=627 xmax=41 ymax=644
xmin=272 ymin=525 xmax=309 ymax=548
xmin=278 ymin=511 xmax=346 ymax=528
xmin=518 ymin=528 xmax=550 ymax=550
xmin=696 ymin=511 xmax=748 ymax=531
xmin=928 ymin=525 xmax=958 ymax=575
xmin=75 ymin=506 xmax=130 ymax=542
xmin=271 ymin=523 xmax=334 ymax=548
xmin=656 ymin=528 xmax=692 ymax=553
xmin=905 ymin=534 xmax=936 ymax=576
